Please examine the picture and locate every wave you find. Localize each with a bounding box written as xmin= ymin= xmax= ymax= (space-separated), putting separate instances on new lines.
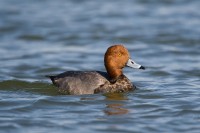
xmin=0 ymin=80 xmax=58 ymax=95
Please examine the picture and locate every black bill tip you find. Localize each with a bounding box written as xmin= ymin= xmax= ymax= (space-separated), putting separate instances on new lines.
xmin=139 ymin=66 xmax=145 ymax=70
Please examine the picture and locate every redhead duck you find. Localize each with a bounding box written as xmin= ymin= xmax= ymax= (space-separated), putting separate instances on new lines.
xmin=46 ymin=45 xmax=145 ymax=95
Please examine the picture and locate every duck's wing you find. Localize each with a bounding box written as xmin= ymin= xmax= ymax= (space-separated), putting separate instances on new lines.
xmin=46 ymin=71 xmax=109 ymax=95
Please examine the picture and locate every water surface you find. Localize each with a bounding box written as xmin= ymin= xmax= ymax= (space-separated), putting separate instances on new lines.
xmin=0 ymin=0 xmax=200 ymax=133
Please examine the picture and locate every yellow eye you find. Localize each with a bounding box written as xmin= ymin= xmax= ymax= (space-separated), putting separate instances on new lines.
xmin=118 ymin=53 xmax=122 ymax=57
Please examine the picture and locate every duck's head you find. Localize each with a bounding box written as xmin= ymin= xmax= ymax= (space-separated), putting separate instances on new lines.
xmin=104 ymin=44 xmax=145 ymax=81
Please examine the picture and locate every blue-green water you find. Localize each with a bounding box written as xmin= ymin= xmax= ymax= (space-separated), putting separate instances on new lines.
xmin=0 ymin=0 xmax=200 ymax=133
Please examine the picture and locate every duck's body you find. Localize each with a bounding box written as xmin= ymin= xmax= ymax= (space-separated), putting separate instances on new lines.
xmin=47 ymin=71 xmax=135 ymax=95
xmin=46 ymin=44 xmax=145 ymax=95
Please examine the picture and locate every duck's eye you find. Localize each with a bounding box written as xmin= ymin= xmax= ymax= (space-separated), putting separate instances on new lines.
xmin=118 ymin=53 xmax=122 ymax=57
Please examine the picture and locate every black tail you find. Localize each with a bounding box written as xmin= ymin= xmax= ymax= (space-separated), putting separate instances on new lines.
xmin=45 ymin=75 xmax=56 ymax=85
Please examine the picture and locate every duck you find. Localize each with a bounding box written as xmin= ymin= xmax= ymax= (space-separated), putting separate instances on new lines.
xmin=46 ymin=44 xmax=145 ymax=95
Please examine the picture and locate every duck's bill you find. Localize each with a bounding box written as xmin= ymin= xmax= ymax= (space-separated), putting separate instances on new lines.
xmin=126 ymin=59 xmax=145 ymax=70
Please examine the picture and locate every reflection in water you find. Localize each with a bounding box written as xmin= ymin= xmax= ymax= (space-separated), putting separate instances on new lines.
xmin=104 ymin=103 xmax=129 ymax=115
xmin=104 ymin=93 xmax=129 ymax=115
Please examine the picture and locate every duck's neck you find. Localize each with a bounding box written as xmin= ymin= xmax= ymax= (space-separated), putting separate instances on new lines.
xmin=106 ymin=68 xmax=123 ymax=83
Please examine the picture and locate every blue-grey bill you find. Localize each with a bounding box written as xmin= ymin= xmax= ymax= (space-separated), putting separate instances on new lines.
xmin=126 ymin=59 xmax=145 ymax=70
